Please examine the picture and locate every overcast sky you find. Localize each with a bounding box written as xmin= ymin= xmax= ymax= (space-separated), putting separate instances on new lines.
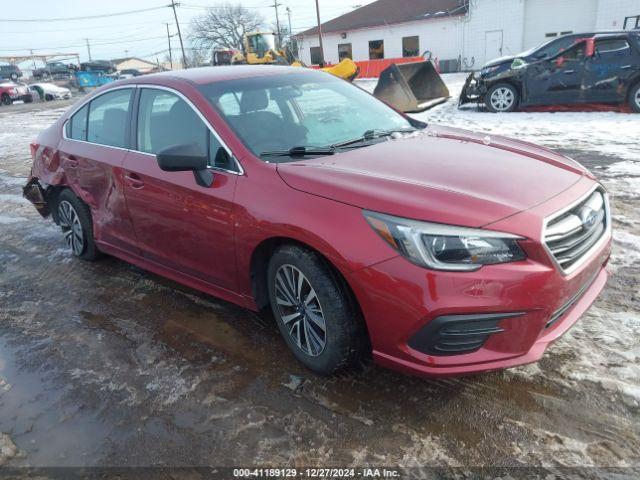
xmin=0 ymin=0 xmax=376 ymax=65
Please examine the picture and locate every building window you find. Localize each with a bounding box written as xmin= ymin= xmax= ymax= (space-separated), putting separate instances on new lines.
xmin=402 ymin=36 xmax=420 ymax=57
xmin=545 ymin=32 xmax=558 ymax=38
xmin=310 ymin=46 xmax=323 ymax=65
xmin=338 ymin=43 xmax=352 ymax=60
xmin=369 ymin=40 xmax=384 ymax=60
xmin=624 ymin=15 xmax=640 ymax=30
xmin=560 ymin=31 xmax=573 ymax=35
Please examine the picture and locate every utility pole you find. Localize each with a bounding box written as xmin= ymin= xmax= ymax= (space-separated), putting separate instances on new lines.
xmin=85 ymin=38 xmax=92 ymax=61
xmin=168 ymin=1 xmax=187 ymax=69
xmin=125 ymin=49 xmax=129 ymax=58
xmin=314 ymin=0 xmax=325 ymax=65
xmin=165 ymin=22 xmax=173 ymax=69
xmin=271 ymin=1 xmax=282 ymax=49
xmin=286 ymin=6 xmax=296 ymax=56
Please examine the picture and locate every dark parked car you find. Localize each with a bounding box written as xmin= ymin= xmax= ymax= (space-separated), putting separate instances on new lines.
xmin=0 ymin=64 xmax=22 ymax=81
xmin=460 ymin=32 xmax=640 ymax=112
xmin=24 ymin=66 xmax=611 ymax=377
xmin=80 ymin=60 xmax=115 ymax=74
xmin=32 ymin=61 xmax=76 ymax=79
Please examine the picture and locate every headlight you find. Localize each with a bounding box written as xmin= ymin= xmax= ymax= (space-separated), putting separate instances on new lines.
xmin=364 ymin=211 xmax=526 ymax=271
xmin=480 ymin=65 xmax=501 ymax=77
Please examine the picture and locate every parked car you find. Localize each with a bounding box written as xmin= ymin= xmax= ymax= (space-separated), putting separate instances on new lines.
xmin=80 ymin=60 xmax=115 ymax=74
xmin=119 ymin=68 xmax=142 ymax=77
xmin=32 ymin=61 xmax=76 ymax=79
xmin=460 ymin=31 xmax=640 ymax=112
xmin=0 ymin=64 xmax=23 ymax=81
xmin=0 ymin=82 xmax=31 ymax=105
xmin=24 ymin=66 xmax=611 ymax=377
xmin=29 ymin=83 xmax=72 ymax=101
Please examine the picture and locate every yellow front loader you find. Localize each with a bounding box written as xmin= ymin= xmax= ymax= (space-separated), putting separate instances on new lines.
xmin=231 ymin=32 xmax=359 ymax=82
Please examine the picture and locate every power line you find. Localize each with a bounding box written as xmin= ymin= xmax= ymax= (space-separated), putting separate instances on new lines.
xmin=0 ymin=36 xmax=171 ymax=53
xmin=0 ymin=6 xmax=167 ymax=23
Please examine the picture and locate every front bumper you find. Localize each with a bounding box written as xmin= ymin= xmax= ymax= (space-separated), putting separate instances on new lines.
xmin=459 ymin=72 xmax=486 ymax=106
xmin=346 ymin=182 xmax=611 ymax=377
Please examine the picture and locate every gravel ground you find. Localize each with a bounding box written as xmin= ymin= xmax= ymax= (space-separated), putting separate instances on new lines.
xmin=0 ymin=78 xmax=639 ymax=475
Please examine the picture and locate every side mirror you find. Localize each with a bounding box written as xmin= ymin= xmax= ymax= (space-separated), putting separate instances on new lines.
xmin=156 ymin=143 xmax=214 ymax=188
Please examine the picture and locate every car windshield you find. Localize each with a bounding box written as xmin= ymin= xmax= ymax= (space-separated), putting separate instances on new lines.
xmin=198 ymin=71 xmax=415 ymax=161
xmin=520 ymin=35 xmax=581 ymax=59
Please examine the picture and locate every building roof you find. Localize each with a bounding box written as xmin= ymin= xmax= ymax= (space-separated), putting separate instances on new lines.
xmin=297 ymin=0 xmax=468 ymax=37
xmin=111 ymin=57 xmax=157 ymax=66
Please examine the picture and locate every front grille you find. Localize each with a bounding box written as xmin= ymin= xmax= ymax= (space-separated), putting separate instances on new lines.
xmin=544 ymin=188 xmax=608 ymax=272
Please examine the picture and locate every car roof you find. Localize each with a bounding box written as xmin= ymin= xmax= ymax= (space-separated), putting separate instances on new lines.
xmin=125 ymin=65 xmax=320 ymax=85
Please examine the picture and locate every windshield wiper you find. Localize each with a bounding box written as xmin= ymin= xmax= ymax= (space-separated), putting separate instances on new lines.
xmin=260 ymin=145 xmax=336 ymax=158
xmin=330 ymin=128 xmax=418 ymax=149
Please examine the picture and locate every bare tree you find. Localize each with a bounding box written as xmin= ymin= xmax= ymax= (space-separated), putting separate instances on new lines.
xmin=189 ymin=3 xmax=264 ymax=52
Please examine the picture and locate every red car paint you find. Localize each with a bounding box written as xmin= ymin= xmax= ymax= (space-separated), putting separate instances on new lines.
xmin=27 ymin=66 xmax=611 ymax=377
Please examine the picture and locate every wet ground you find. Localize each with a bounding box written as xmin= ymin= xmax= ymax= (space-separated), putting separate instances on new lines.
xmin=1 ymin=80 xmax=639 ymax=473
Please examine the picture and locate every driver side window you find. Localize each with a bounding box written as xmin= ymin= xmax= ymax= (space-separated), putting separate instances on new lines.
xmin=137 ymin=88 xmax=238 ymax=172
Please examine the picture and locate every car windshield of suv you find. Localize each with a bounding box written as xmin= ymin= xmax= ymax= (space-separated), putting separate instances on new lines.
xmin=520 ymin=35 xmax=580 ymax=59
xmin=198 ymin=72 xmax=416 ymax=161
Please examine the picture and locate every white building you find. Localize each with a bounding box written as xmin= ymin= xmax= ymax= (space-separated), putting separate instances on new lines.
xmin=295 ymin=0 xmax=640 ymax=70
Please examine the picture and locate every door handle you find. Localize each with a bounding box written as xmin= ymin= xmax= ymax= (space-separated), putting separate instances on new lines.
xmin=564 ymin=70 xmax=575 ymax=74
xmin=620 ymin=65 xmax=632 ymax=70
xmin=65 ymin=155 xmax=79 ymax=168
xmin=124 ymin=172 xmax=144 ymax=189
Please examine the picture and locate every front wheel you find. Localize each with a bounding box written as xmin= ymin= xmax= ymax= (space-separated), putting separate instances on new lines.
xmin=1 ymin=93 xmax=12 ymax=106
xmin=485 ymin=83 xmax=519 ymax=112
xmin=56 ymin=189 xmax=102 ymax=261
xmin=629 ymin=83 xmax=640 ymax=113
xmin=267 ymin=245 xmax=367 ymax=375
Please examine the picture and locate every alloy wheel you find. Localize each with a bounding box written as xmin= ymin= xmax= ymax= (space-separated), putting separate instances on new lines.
xmin=58 ymin=200 xmax=84 ymax=256
xmin=274 ymin=264 xmax=327 ymax=356
xmin=635 ymin=88 xmax=640 ymax=110
xmin=490 ymin=87 xmax=515 ymax=111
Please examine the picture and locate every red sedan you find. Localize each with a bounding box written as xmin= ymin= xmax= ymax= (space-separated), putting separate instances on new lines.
xmin=24 ymin=66 xmax=611 ymax=377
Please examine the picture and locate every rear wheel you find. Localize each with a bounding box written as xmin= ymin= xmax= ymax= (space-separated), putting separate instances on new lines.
xmin=267 ymin=245 xmax=367 ymax=375
xmin=629 ymin=83 xmax=640 ymax=113
xmin=1 ymin=93 xmax=12 ymax=106
xmin=486 ymin=83 xmax=519 ymax=112
xmin=56 ymin=189 xmax=102 ymax=261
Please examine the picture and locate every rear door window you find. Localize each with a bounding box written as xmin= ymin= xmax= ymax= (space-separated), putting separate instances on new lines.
xmin=595 ymin=39 xmax=631 ymax=58
xmin=87 ymin=89 xmax=133 ymax=148
xmin=68 ymin=104 xmax=89 ymax=141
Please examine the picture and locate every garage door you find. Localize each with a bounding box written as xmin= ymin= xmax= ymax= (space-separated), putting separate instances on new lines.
xmin=523 ymin=0 xmax=597 ymax=50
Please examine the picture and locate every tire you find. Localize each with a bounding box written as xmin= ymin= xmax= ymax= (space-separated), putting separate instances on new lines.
xmin=1 ymin=93 xmax=12 ymax=106
xmin=485 ymin=83 xmax=519 ymax=113
xmin=10 ymin=73 xmax=18 ymax=81
xmin=55 ymin=189 xmax=102 ymax=261
xmin=629 ymin=83 xmax=640 ymax=113
xmin=267 ymin=245 xmax=367 ymax=375
xmin=23 ymin=96 xmax=32 ymax=103
xmin=45 ymin=94 xmax=53 ymax=101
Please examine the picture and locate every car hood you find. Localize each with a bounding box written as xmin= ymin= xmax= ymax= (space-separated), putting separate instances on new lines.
xmin=483 ymin=55 xmax=517 ymax=68
xmin=276 ymin=125 xmax=588 ymax=228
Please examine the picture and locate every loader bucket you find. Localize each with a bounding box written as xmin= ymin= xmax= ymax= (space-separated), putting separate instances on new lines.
xmin=322 ymin=58 xmax=360 ymax=82
xmin=373 ymin=61 xmax=450 ymax=113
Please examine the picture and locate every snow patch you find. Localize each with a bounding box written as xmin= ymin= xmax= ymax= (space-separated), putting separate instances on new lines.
xmin=0 ymin=215 xmax=27 ymax=224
